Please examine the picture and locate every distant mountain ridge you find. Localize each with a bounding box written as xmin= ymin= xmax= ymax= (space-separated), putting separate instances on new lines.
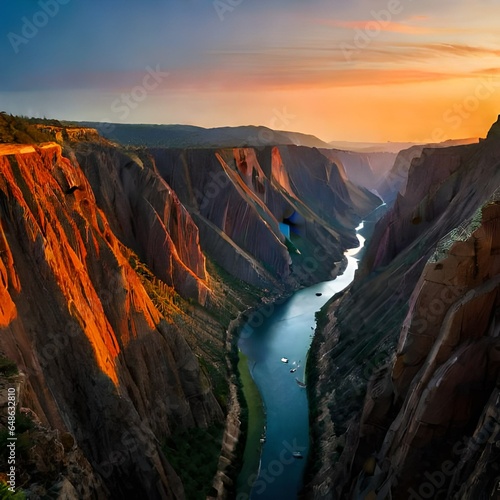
xmin=329 ymin=137 xmax=478 ymax=154
xmin=73 ymin=122 xmax=332 ymax=149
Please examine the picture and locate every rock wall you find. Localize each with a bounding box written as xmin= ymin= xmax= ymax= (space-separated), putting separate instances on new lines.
xmin=0 ymin=118 xmax=382 ymax=498
xmin=377 ymin=138 xmax=479 ymax=206
xmin=73 ymin=145 xmax=209 ymax=303
xmin=0 ymin=143 xmax=223 ymax=498
xmin=320 ymin=148 xmax=396 ymax=194
xmin=149 ymin=145 xmax=380 ymax=289
xmin=307 ymin=116 xmax=500 ymax=499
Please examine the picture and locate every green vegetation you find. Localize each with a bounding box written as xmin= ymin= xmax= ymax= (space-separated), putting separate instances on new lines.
xmin=162 ymin=424 xmax=224 ymax=500
xmin=284 ymin=237 xmax=300 ymax=255
xmin=130 ymin=253 xmax=232 ymax=411
xmin=236 ymin=351 xmax=265 ymax=497
xmin=198 ymin=356 xmax=229 ymax=411
xmin=0 ymin=483 xmax=26 ymax=499
xmin=0 ymin=411 xmax=34 ymax=448
xmin=0 ymin=113 xmax=54 ymax=144
xmin=0 ymin=356 xmax=18 ymax=377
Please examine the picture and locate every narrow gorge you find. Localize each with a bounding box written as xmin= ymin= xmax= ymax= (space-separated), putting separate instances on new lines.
xmin=307 ymin=117 xmax=500 ymax=499
xmin=1 ymin=112 xmax=500 ymax=499
xmin=0 ymin=114 xmax=378 ymax=498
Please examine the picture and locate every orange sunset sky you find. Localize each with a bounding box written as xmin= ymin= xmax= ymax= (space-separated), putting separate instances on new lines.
xmin=1 ymin=0 xmax=500 ymax=142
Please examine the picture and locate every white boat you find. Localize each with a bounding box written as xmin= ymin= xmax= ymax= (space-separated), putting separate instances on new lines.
xmin=281 ymin=357 xmax=288 ymax=363
xmin=293 ymin=451 xmax=303 ymax=459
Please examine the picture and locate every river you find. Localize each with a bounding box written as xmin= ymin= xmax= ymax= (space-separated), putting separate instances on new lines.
xmin=237 ymin=224 xmax=365 ymax=499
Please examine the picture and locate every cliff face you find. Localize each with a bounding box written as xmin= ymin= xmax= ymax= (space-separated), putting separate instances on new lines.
xmin=148 ymin=145 xmax=380 ymax=289
xmin=319 ymin=148 xmax=396 ymax=193
xmin=73 ymin=145 xmax=209 ymax=303
xmin=308 ymin=118 xmax=500 ymax=499
xmin=377 ymin=138 xmax=479 ymax=205
xmin=369 ymin=201 xmax=500 ymax=498
xmin=0 ymin=116 xmax=377 ymax=498
xmin=0 ymin=143 xmax=223 ymax=498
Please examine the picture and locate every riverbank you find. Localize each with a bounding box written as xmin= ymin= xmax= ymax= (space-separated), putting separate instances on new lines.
xmin=210 ymin=300 xmax=282 ymax=499
xmin=236 ymin=226 xmax=365 ymax=498
xmin=214 ymin=229 xmax=361 ymax=498
xmin=236 ymin=351 xmax=266 ymax=496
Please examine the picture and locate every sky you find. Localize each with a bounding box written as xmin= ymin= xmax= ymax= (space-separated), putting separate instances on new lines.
xmin=1 ymin=0 xmax=500 ymax=142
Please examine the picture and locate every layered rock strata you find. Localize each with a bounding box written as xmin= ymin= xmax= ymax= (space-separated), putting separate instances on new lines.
xmin=308 ymin=117 xmax=500 ymax=499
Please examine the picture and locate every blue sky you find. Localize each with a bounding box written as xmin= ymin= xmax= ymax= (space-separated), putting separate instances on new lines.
xmin=1 ymin=0 xmax=500 ymax=141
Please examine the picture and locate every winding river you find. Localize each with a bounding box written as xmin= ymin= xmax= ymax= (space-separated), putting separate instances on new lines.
xmin=238 ymin=224 xmax=365 ymax=499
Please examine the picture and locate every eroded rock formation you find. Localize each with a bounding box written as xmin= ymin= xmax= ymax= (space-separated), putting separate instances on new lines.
xmin=320 ymin=149 xmax=396 ymax=194
xmin=0 ymin=142 xmax=223 ymax=498
xmin=148 ymin=145 xmax=380 ymax=289
xmin=0 ymin=116 xmax=374 ymax=498
xmin=308 ymin=117 xmax=500 ymax=499
xmin=377 ymin=138 xmax=479 ymax=206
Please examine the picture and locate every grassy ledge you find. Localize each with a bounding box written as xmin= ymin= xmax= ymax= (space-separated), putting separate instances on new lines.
xmin=236 ymin=351 xmax=266 ymax=497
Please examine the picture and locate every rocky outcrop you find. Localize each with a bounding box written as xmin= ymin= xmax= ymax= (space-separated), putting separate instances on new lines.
xmin=320 ymin=148 xmax=396 ymax=194
xmin=307 ymin=117 xmax=500 ymax=499
xmin=35 ymin=125 xmax=102 ymax=144
xmin=149 ymin=145 xmax=380 ymax=289
xmin=72 ymin=145 xmax=209 ymax=303
xmin=0 ymin=142 xmax=223 ymax=498
xmin=377 ymin=138 xmax=479 ymax=205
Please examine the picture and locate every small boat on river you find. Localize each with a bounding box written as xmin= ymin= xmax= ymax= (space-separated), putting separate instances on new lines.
xmin=281 ymin=357 xmax=289 ymax=363
xmin=290 ymin=368 xmax=297 ymax=373
xmin=295 ymin=378 xmax=306 ymax=388
xmin=293 ymin=451 xmax=303 ymax=459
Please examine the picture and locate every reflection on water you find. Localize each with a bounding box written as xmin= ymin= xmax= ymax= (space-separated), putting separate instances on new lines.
xmin=238 ymin=224 xmax=365 ymax=499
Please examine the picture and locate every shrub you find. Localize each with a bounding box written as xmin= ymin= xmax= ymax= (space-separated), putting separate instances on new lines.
xmin=0 ymin=356 xmax=18 ymax=377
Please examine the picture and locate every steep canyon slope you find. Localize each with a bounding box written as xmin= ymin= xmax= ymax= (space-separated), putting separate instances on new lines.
xmin=90 ymin=143 xmax=381 ymax=290
xmin=308 ymin=117 xmax=500 ymax=499
xmin=0 ymin=141 xmax=226 ymax=498
xmin=0 ymin=114 xmax=377 ymax=498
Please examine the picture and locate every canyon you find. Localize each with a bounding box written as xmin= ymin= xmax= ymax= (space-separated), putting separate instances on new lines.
xmin=0 ymin=114 xmax=377 ymax=498
xmin=1 ymin=111 xmax=499 ymax=499
xmin=307 ymin=117 xmax=500 ymax=499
